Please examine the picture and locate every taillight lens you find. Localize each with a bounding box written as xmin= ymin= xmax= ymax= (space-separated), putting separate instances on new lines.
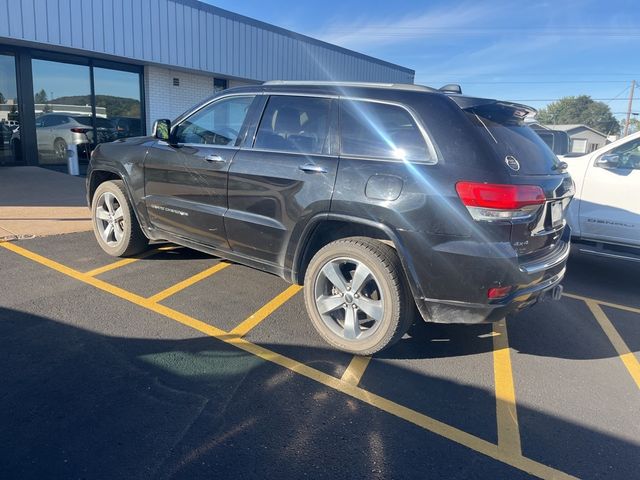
xmin=70 ymin=127 xmax=91 ymax=134
xmin=456 ymin=182 xmax=546 ymax=221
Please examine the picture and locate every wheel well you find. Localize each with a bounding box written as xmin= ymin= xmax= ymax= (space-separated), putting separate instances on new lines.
xmin=88 ymin=170 xmax=122 ymax=203
xmin=296 ymin=220 xmax=395 ymax=283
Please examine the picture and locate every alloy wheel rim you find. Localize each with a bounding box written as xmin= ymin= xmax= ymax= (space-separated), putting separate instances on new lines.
xmin=55 ymin=141 xmax=66 ymax=160
xmin=313 ymin=257 xmax=385 ymax=342
xmin=95 ymin=192 xmax=125 ymax=247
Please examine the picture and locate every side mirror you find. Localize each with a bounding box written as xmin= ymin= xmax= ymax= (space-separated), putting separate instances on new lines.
xmin=595 ymin=153 xmax=619 ymax=169
xmin=152 ymin=119 xmax=171 ymax=141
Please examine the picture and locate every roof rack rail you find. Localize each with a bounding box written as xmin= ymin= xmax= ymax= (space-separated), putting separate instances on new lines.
xmin=262 ymin=80 xmax=436 ymax=92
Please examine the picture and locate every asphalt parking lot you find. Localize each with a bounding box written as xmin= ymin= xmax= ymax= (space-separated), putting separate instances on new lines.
xmin=1 ymin=232 xmax=639 ymax=479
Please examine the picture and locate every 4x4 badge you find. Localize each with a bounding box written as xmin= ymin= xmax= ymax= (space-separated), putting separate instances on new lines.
xmin=505 ymin=155 xmax=520 ymax=171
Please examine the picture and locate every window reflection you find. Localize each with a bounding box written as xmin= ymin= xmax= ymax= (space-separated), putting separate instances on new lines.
xmin=32 ymin=60 xmax=92 ymax=165
xmin=94 ymin=67 xmax=143 ymax=139
xmin=0 ymin=54 xmax=19 ymax=165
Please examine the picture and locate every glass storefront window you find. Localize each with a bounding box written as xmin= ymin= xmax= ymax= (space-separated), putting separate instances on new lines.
xmin=0 ymin=54 xmax=19 ymax=165
xmin=32 ymin=60 xmax=92 ymax=166
xmin=93 ymin=67 xmax=143 ymax=140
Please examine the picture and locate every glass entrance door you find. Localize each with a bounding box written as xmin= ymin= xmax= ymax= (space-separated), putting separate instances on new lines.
xmin=31 ymin=60 xmax=92 ymax=168
xmin=0 ymin=54 xmax=20 ymax=165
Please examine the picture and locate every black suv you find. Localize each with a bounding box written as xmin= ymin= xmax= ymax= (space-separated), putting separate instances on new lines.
xmin=87 ymin=81 xmax=573 ymax=354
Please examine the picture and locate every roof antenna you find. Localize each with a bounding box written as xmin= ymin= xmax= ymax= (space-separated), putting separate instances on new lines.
xmin=439 ymin=84 xmax=462 ymax=94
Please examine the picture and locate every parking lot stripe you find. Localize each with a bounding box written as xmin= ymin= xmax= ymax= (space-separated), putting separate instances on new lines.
xmin=341 ymin=355 xmax=372 ymax=386
xmin=585 ymin=300 xmax=640 ymax=390
xmin=229 ymin=284 xmax=302 ymax=337
xmin=563 ymin=292 xmax=640 ymax=315
xmin=84 ymin=245 xmax=181 ymax=277
xmin=1 ymin=241 xmax=578 ymax=479
xmin=147 ymin=261 xmax=231 ymax=303
xmin=492 ymin=320 xmax=522 ymax=456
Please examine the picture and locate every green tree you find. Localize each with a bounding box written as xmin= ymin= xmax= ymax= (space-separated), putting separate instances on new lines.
xmin=0 ymin=91 xmax=5 ymax=104
xmin=34 ymin=89 xmax=48 ymax=104
xmin=536 ymin=95 xmax=620 ymax=135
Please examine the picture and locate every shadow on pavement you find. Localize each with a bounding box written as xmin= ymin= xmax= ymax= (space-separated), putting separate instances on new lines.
xmin=1 ymin=306 xmax=638 ymax=480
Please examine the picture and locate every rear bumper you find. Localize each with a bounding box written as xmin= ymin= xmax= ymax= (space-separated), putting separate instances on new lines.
xmin=398 ymin=227 xmax=571 ymax=324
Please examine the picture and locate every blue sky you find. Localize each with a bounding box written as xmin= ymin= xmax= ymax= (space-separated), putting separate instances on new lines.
xmin=207 ymin=0 xmax=639 ymax=121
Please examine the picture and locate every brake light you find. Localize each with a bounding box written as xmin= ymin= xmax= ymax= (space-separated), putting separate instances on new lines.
xmin=456 ymin=182 xmax=546 ymax=222
xmin=70 ymin=128 xmax=91 ymax=134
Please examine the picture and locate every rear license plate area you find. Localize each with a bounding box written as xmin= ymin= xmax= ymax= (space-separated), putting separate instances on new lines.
xmin=550 ymin=201 xmax=563 ymax=227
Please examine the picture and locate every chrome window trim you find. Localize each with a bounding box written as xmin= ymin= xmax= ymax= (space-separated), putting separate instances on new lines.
xmin=243 ymin=147 xmax=335 ymax=158
xmin=171 ymin=90 xmax=440 ymax=163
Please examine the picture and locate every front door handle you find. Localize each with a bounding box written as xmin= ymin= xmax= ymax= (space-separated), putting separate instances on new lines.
xmin=299 ymin=163 xmax=327 ymax=174
xmin=204 ymin=154 xmax=226 ymax=163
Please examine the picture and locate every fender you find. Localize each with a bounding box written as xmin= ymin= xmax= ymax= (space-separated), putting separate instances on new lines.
xmin=290 ymin=212 xmax=426 ymax=301
xmin=87 ymin=155 xmax=153 ymax=235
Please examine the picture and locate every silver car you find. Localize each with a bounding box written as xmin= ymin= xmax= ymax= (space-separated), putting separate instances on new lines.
xmin=35 ymin=114 xmax=116 ymax=164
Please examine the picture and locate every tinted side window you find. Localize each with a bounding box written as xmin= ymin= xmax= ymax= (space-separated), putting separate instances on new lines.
xmin=340 ymin=100 xmax=431 ymax=162
xmin=607 ymin=138 xmax=640 ymax=169
xmin=173 ymin=95 xmax=254 ymax=146
xmin=254 ymin=95 xmax=332 ymax=154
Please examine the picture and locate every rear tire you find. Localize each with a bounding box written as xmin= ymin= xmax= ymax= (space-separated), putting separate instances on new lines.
xmin=91 ymin=180 xmax=148 ymax=257
xmin=303 ymin=237 xmax=416 ymax=355
xmin=54 ymin=138 xmax=67 ymax=162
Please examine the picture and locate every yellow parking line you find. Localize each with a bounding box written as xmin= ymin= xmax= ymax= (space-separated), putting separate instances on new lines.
xmin=492 ymin=319 xmax=522 ymax=456
xmin=229 ymin=284 xmax=303 ymax=337
xmin=1 ymin=241 xmax=578 ymax=480
xmin=84 ymin=245 xmax=180 ymax=277
xmin=147 ymin=262 xmax=231 ymax=303
xmin=563 ymin=292 xmax=640 ymax=315
xmin=585 ymin=300 xmax=640 ymax=390
xmin=341 ymin=355 xmax=372 ymax=386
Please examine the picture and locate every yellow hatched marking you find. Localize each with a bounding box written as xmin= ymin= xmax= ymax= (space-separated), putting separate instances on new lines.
xmin=84 ymin=245 xmax=181 ymax=277
xmin=341 ymin=355 xmax=372 ymax=386
xmin=585 ymin=300 xmax=640 ymax=390
xmin=1 ymin=241 xmax=578 ymax=480
xmin=147 ymin=262 xmax=231 ymax=303
xmin=229 ymin=285 xmax=303 ymax=337
xmin=563 ymin=292 xmax=640 ymax=315
xmin=492 ymin=319 xmax=522 ymax=456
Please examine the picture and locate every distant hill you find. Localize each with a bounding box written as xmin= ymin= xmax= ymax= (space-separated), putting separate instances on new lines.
xmin=51 ymin=95 xmax=141 ymax=118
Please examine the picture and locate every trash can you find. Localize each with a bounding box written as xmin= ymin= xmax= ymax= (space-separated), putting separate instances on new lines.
xmin=67 ymin=145 xmax=79 ymax=176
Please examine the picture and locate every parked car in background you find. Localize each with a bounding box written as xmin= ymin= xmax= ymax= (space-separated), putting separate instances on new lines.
xmin=32 ymin=113 xmax=117 ymax=163
xmin=564 ymin=131 xmax=640 ymax=261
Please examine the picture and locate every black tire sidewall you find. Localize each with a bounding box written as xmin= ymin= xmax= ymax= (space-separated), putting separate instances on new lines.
xmin=304 ymin=239 xmax=407 ymax=355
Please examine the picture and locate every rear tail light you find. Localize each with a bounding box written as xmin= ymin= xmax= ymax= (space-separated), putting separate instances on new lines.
xmin=455 ymin=182 xmax=546 ymax=221
xmin=70 ymin=128 xmax=91 ymax=134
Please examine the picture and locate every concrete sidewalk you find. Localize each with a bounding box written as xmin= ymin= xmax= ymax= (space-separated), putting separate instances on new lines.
xmin=0 ymin=167 xmax=92 ymax=239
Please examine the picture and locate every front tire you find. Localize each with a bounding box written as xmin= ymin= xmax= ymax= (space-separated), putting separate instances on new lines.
xmin=91 ymin=180 xmax=148 ymax=257
xmin=303 ymin=237 xmax=416 ymax=355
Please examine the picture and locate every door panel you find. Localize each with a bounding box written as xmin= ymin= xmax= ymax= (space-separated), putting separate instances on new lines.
xmin=579 ymin=138 xmax=640 ymax=246
xmin=144 ymin=94 xmax=256 ymax=248
xmin=225 ymin=95 xmax=338 ymax=266
xmin=144 ymin=142 xmax=234 ymax=247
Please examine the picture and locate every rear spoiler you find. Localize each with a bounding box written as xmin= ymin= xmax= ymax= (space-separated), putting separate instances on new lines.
xmin=446 ymin=95 xmax=537 ymax=118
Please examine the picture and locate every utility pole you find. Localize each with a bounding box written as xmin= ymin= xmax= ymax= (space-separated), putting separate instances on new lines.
xmin=623 ymin=80 xmax=636 ymax=137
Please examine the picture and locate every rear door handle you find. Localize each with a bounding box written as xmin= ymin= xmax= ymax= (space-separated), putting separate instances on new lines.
xmin=204 ymin=154 xmax=226 ymax=163
xmin=299 ymin=163 xmax=327 ymax=174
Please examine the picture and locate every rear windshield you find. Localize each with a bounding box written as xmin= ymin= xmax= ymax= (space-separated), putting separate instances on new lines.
xmin=465 ymin=104 xmax=561 ymax=174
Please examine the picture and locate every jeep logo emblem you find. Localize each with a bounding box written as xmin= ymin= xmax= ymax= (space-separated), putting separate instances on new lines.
xmin=505 ymin=155 xmax=520 ymax=171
